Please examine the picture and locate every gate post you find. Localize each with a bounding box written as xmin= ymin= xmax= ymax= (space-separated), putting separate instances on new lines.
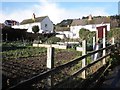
xmin=81 ymin=40 xmax=87 ymax=79
xmin=93 ymin=36 xmax=96 ymax=50
xmin=47 ymin=46 xmax=54 ymax=69
xmin=47 ymin=45 xmax=54 ymax=87
xmin=102 ymin=28 xmax=106 ymax=65
xmin=112 ymin=37 xmax=115 ymax=45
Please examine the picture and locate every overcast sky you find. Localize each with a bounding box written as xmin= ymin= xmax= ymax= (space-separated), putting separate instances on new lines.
xmin=1 ymin=0 xmax=119 ymax=24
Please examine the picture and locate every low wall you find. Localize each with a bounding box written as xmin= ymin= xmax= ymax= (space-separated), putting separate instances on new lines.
xmin=76 ymin=47 xmax=83 ymax=51
xmin=33 ymin=44 xmax=67 ymax=49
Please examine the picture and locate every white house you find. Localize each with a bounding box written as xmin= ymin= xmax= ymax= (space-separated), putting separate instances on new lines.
xmin=12 ymin=13 xmax=53 ymax=33
xmin=70 ymin=15 xmax=110 ymax=38
xmin=55 ymin=15 xmax=110 ymax=39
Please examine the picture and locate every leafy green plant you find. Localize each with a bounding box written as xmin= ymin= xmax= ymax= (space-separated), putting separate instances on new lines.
xmin=108 ymin=28 xmax=120 ymax=43
xmin=110 ymin=48 xmax=120 ymax=66
xmin=79 ymin=28 xmax=95 ymax=43
xmin=2 ymin=47 xmax=47 ymax=60
xmin=79 ymin=28 xmax=90 ymax=40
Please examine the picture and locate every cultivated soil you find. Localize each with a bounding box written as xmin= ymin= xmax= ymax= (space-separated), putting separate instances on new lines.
xmin=2 ymin=50 xmax=81 ymax=89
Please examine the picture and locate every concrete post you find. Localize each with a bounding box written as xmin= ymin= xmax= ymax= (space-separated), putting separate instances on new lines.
xmin=81 ymin=40 xmax=86 ymax=79
xmin=47 ymin=46 xmax=54 ymax=87
xmin=47 ymin=46 xmax=54 ymax=69
xmin=93 ymin=37 xmax=96 ymax=50
xmin=112 ymin=37 xmax=115 ymax=45
xmin=102 ymin=28 xmax=106 ymax=65
xmin=96 ymin=29 xmax=98 ymax=43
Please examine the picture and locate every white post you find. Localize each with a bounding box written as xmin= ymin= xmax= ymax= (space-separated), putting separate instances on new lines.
xmin=93 ymin=37 xmax=96 ymax=50
xmin=102 ymin=28 xmax=106 ymax=65
xmin=81 ymin=40 xmax=86 ymax=79
xmin=96 ymin=29 xmax=98 ymax=43
xmin=47 ymin=46 xmax=54 ymax=87
xmin=47 ymin=46 xmax=54 ymax=69
xmin=112 ymin=37 xmax=115 ymax=45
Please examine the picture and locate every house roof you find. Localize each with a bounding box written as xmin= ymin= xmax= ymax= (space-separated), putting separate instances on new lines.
xmin=20 ymin=16 xmax=47 ymax=25
xmin=71 ymin=19 xmax=88 ymax=26
xmin=5 ymin=20 xmax=19 ymax=23
xmin=71 ymin=17 xmax=110 ymax=26
xmin=55 ymin=26 xmax=70 ymax=31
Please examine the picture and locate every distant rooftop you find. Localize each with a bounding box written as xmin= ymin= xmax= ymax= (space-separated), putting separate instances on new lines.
xmin=20 ymin=16 xmax=48 ymax=25
xmin=71 ymin=17 xmax=110 ymax=26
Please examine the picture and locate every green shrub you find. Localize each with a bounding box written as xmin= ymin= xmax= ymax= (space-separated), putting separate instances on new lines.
xmin=2 ymin=47 xmax=47 ymax=60
xmin=46 ymin=37 xmax=61 ymax=44
xmin=108 ymin=28 xmax=120 ymax=43
xmin=32 ymin=25 xmax=39 ymax=33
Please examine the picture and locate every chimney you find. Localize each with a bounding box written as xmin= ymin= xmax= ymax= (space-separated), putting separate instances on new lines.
xmin=88 ymin=14 xmax=92 ymax=21
xmin=32 ymin=13 xmax=35 ymax=21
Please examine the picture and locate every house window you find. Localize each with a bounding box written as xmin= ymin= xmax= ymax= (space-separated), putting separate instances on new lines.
xmin=45 ymin=24 xmax=47 ymax=28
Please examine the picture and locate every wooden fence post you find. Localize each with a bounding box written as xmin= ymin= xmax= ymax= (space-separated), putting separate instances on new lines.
xmin=47 ymin=46 xmax=54 ymax=87
xmin=81 ymin=40 xmax=87 ymax=79
xmin=102 ymin=28 xmax=106 ymax=65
